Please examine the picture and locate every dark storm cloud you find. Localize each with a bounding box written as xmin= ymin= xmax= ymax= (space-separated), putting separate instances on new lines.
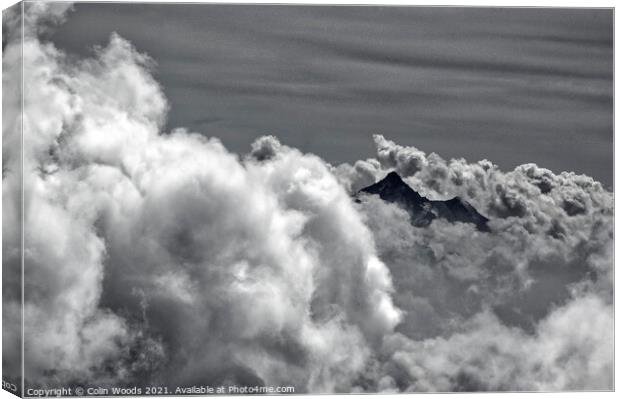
xmin=48 ymin=4 xmax=613 ymax=187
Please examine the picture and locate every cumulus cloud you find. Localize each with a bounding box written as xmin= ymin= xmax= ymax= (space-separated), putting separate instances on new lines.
xmin=4 ymin=3 xmax=400 ymax=392
xmin=342 ymin=135 xmax=613 ymax=391
xmin=249 ymin=134 xmax=282 ymax=161
xmin=380 ymin=294 xmax=613 ymax=392
xmin=2 ymin=3 xmax=613 ymax=393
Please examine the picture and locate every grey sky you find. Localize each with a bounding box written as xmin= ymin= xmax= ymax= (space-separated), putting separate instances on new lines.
xmin=49 ymin=3 xmax=613 ymax=188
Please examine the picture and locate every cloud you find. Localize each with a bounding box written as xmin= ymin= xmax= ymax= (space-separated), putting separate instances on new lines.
xmin=4 ymin=4 xmax=400 ymax=392
xmin=249 ymin=134 xmax=282 ymax=161
xmin=2 ymin=3 xmax=612 ymax=393
xmin=373 ymin=134 xmax=428 ymax=177
xmin=379 ymin=294 xmax=613 ymax=392
xmin=345 ymin=135 xmax=612 ymax=391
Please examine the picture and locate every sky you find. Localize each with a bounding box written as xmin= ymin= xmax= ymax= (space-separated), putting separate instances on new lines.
xmin=48 ymin=3 xmax=614 ymax=188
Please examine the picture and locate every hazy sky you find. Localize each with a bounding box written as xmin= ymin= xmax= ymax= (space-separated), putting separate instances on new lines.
xmin=49 ymin=4 xmax=613 ymax=187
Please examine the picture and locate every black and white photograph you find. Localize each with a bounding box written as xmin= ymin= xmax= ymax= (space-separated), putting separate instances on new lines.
xmin=1 ymin=0 xmax=615 ymax=396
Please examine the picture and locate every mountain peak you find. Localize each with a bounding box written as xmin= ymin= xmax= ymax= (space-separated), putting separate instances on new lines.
xmin=360 ymin=171 xmax=425 ymax=203
xmin=384 ymin=170 xmax=404 ymax=182
xmin=358 ymin=172 xmax=489 ymax=231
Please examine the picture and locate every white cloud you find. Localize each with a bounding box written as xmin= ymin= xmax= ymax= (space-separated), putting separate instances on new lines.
xmin=380 ymin=295 xmax=612 ymax=391
xmin=4 ymin=4 xmax=400 ymax=391
xmin=348 ymin=136 xmax=613 ymax=391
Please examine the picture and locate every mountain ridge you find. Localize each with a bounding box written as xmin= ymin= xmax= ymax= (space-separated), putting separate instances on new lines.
xmin=358 ymin=171 xmax=490 ymax=231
